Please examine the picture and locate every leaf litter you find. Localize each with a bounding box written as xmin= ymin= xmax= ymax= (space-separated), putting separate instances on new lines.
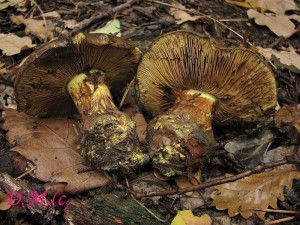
xmin=2 ymin=109 xmax=110 ymax=194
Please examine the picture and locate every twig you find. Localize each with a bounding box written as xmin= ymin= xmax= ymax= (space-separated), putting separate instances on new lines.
xmin=15 ymin=164 xmax=37 ymax=180
xmin=136 ymin=157 xmax=300 ymax=197
xmin=268 ymin=216 xmax=295 ymax=224
xmin=119 ymin=77 xmax=135 ymax=109
xmin=124 ymin=177 xmax=167 ymax=224
xmin=252 ymin=208 xmax=300 ymax=214
xmin=70 ymin=0 xmax=140 ymax=35
xmin=30 ymin=0 xmax=48 ymax=42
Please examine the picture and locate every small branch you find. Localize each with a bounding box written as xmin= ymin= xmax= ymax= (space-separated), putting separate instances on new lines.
xmin=70 ymin=0 xmax=140 ymax=35
xmin=136 ymin=157 xmax=300 ymax=198
xmin=269 ymin=216 xmax=295 ymax=224
xmin=252 ymin=208 xmax=300 ymax=214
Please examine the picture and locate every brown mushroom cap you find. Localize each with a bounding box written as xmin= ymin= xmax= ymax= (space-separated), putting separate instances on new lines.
xmin=15 ymin=33 xmax=141 ymax=117
xmin=137 ymin=30 xmax=277 ymax=125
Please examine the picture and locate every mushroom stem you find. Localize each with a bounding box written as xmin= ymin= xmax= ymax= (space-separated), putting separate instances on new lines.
xmin=147 ymin=89 xmax=217 ymax=177
xmin=172 ymin=89 xmax=217 ymax=131
xmin=67 ymin=71 xmax=117 ymax=117
xmin=67 ymin=70 xmax=149 ymax=173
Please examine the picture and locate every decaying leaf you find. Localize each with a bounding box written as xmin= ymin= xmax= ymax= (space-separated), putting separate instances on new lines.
xmin=247 ymin=9 xmax=300 ymax=38
xmin=257 ymin=46 xmax=300 ymax=73
xmin=0 ymin=62 xmax=6 ymax=75
xmin=0 ymin=191 xmax=11 ymax=211
xmin=0 ymin=0 xmax=25 ymax=10
xmin=2 ymin=109 xmax=110 ymax=194
xmin=171 ymin=210 xmax=212 ymax=225
xmin=212 ymin=166 xmax=300 ymax=219
xmin=224 ymin=129 xmax=275 ymax=168
xmin=274 ymin=105 xmax=300 ymax=143
xmin=226 ymin=0 xmax=299 ymax=14
xmin=0 ymin=86 xmax=17 ymax=109
xmin=275 ymin=105 xmax=300 ymax=128
xmin=10 ymin=14 xmax=54 ymax=40
xmin=90 ymin=19 xmax=121 ymax=36
xmin=0 ymin=33 xmax=36 ymax=56
xmin=170 ymin=3 xmax=203 ymax=24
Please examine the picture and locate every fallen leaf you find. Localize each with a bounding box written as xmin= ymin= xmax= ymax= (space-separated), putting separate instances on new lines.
xmin=225 ymin=0 xmax=263 ymax=11
xmin=90 ymin=19 xmax=121 ymax=36
xmin=257 ymin=46 xmax=300 ymax=73
xmin=224 ymin=129 xmax=275 ymax=168
xmin=0 ymin=86 xmax=17 ymax=109
xmin=258 ymin=0 xmax=299 ymax=15
xmin=170 ymin=3 xmax=203 ymax=24
xmin=0 ymin=33 xmax=36 ymax=56
xmin=226 ymin=0 xmax=299 ymax=14
xmin=171 ymin=210 xmax=212 ymax=225
xmin=2 ymin=109 xmax=110 ymax=194
xmin=0 ymin=191 xmax=11 ymax=211
xmin=63 ymin=19 xmax=79 ymax=29
xmin=0 ymin=0 xmax=24 ymax=10
xmin=247 ymin=9 xmax=299 ymax=38
xmin=0 ymin=62 xmax=6 ymax=75
xmin=10 ymin=14 xmax=54 ymax=40
xmin=274 ymin=105 xmax=300 ymax=143
xmin=212 ymin=166 xmax=300 ymax=219
xmin=132 ymin=112 xmax=147 ymax=143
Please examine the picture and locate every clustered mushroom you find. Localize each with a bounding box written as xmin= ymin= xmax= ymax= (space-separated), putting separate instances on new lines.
xmin=136 ymin=30 xmax=277 ymax=177
xmin=14 ymin=32 xmax=149 ymax=173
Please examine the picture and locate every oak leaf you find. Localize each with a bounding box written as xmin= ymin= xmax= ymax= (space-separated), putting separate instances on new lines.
xmin=10 ymin=14 xmax=54 ymax=40
xmin=226 ymin=0 xmax=299 ymax=14
xmin=257 ymin=46 xmax=300 ymax=73
xmin=171 ymin=210 xmax=212 ymax=225
xmin=212 ymin=166 xmax=300 ymax=219
xmin=247 ymin=9 xmax=300 ymax=38
xmin=170 ymin=3 xmax=203 ymax=24
xmin=0 ymin=33 xmax=36 ymax=56
xmin=0 ymin=62 xmax=6 ymax=75
xmin=3 ymin=109 xmax=110 ymax=194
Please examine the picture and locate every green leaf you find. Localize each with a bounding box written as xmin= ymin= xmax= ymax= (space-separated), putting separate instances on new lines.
xmin=90 ymin=19 xmax=121 ymax=36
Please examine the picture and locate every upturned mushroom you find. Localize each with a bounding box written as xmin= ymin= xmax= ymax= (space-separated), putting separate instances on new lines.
xmin=136 ymin=30 xmax=277 ymax=177
xmin=15 ymin=32 xmax=149 ymax=173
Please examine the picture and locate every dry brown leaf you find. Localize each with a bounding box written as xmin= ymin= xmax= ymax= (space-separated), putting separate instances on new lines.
xmin=0 ymin=62 xmax=6 ymax=75
xmin=10 ymin=14 xmax=54 ymax=40
xmin=0 ymin=33 xmax=36 ymax=56
xmin=170 ymin=3 xmax=203 ymax=24
xmin=275 ymin=105 xmax=300 ymax=128
xmin=3 ymin=109 xmax=110 ymax=194
xmin=247 ymin=9 xmax=299 ymax=38
xmin=171 ymin=210 xmax=212 ymax=225
xmin=257 ymin=46 xmax=300 ymax=73
xmin=258 ymin=0 xmax=299 ymax=15
xmin=226 ymin=0 xmax=299 ymax=14
xmin=0 ymin=191 xmax=11 ymax=211
xmin=212 ymin=166 xmax=300 ymax=219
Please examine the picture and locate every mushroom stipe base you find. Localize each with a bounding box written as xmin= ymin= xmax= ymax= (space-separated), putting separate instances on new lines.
xmin=147 ymin=90 xmax=217 ymax=177
xmin=67 ymin=72 xmax=148 ymax=173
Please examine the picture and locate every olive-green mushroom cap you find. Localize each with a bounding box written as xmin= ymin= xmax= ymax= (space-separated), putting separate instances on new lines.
xmin=136 ymin=30 xmax=277 ymax=125
xmin=15 ymin=33 xmax=142 ymax=117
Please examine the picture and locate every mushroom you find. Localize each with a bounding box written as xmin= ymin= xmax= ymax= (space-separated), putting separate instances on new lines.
xmin=136 ymin=30 xmax=277 ymax=177
xmin=15 ymin=32 xmax=149 ymax=173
